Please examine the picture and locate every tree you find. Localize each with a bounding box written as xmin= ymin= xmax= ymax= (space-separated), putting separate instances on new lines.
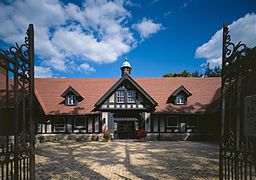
xmin=204 ymin=63 xmax=221 ymax=77
xmin=163 ymin=73 xmax=173 ymax=77
xmin=162 ymin=65 xmax=221 ymax=78
xmin=192 ymin=70 xmax=201 ymax=77
xmin=212 ymin=66 xmax=221 ymax=77
xmin=181 ymin=70 xmax=191 ymax=77
xmin=163 ymin=70 xmax=194 ymax=77
xmin=204 ymin=63 xmax=213 ymax=77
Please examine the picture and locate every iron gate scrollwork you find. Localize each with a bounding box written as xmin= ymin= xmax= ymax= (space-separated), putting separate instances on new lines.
xmin=0 ymin=24 xmax=35 ymax=179
xmin=220 ymin=24 xmax=256 ymax=180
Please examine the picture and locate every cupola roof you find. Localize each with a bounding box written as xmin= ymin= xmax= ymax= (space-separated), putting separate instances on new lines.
xmin=121 ymin=58 xmax=131 ymax=68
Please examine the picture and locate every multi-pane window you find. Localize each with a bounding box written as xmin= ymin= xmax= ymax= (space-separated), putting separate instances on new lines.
xmin=67 ymin=95 xmax=76 ymax=105
xmin=175 ymin=94 xmax=185 ymax=105
xmin=74 ymin=117 xmax=86 ymax=129
xmin=54 ymin=118 xmax=65 ymax=132
xmin=167 ymin=116 xmax=178 ymax=127
xmin=127 ymin=90 xmax=136 ymax=103
xmin=116 ymin=90 xmax=125 ymax=103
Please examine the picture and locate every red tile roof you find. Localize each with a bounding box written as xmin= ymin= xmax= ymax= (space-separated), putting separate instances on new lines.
xmin=35 ymin=77 xmax=221 ymax=115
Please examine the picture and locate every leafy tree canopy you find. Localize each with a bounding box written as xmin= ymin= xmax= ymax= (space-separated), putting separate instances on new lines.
xmin=162 ymin=63 xmax=221 ymax=77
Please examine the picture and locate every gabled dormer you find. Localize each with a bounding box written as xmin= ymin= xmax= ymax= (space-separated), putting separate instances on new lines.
xmin=167 ymin=85 xmax=192 ymax=105
xmin=61 ymin=86 xmax=84 ymax=106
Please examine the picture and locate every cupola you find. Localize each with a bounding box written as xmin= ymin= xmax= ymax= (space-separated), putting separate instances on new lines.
xmin=121 ymin=57 xmax=132 ymax=76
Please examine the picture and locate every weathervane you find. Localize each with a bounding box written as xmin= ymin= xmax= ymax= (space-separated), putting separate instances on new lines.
xmin=124 ymin=54 xmax=128 ymax=61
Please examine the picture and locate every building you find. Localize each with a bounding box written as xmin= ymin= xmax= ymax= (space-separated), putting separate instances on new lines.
xmin=34 ymin=59 xmax=221 ymax=140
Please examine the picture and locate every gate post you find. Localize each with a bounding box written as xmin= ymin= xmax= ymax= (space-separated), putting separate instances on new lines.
xmin=235 ymin=74 xmax=241 ymax=180
xmin=219 ymin=23 xmax=228 ymax=180
xmin=14 ymin=52 xmax=19 ymax=179
xmin=28 ymin=24 xmax=35 ymax=180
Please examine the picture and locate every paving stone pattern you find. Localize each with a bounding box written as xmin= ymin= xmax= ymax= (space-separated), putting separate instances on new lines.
xmin=36 ymin=141 xmax=219 ymax=180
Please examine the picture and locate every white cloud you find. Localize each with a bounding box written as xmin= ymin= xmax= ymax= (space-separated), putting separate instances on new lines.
xmin=151 ymin=0 xmax=159 ymax=5
xmin=181 ymin=2 xmax=188 ymax=8
xmin=132 ymin=18 xmax=163 ymax=39
xmin=35 ymin=66 xmax=53 ymax=78
xmin=180 ymin=0 xmax=192 ymax=9
xmin=79 ymin=63 xmax=96 ymax=74
xmin=0 ymin=0 xmax=69 ymax=73
xmin=164 ymin=10 xmax=172 ymax=17
xmin=125 ymin=0 xmax=141 ymax=7
xmin=195 ymin=13 xmax=256 ymax=67
xmin=0 ymin=0 xmax=151 ymax=76
xmin=51 ymin=23 xmax=133 ymax=64
xmin=0 ymin=0 xmax=66 ymax=43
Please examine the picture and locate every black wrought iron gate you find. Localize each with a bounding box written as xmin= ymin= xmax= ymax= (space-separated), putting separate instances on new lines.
xmin=0 ymin=24 xmax=35 ymax=179
xmin=220 ymin=24 xmax=256 ymax=179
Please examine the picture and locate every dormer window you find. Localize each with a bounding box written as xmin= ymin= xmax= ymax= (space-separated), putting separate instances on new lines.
xmin=61 ymin=86 xmax=84 ymax=106
xmin=175 ymin=94 xmax=185 ymax=105
xmin=67 ymin=95 xmax=77 ymax=105
xmin=167 ymin=85 xmax=192 ymax=105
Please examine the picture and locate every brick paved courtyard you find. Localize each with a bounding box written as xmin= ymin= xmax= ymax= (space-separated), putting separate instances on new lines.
xmin=36 ymin=141 xmax=219 ymax=180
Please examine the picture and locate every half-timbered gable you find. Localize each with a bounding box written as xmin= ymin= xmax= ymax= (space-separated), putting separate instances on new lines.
xmin=95 ymin=73 xmax=157 ymax=111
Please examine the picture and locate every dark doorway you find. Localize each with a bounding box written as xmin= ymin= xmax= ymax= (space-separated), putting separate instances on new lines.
xmin=117 ymin=121 xmax=135 ymax=139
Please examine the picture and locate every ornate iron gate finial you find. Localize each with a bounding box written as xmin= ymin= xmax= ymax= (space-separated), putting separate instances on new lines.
xmin=221 ymin=23 xmax=247 ymax=77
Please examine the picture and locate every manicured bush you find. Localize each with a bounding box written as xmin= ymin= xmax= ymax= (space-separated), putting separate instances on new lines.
xmin=135 ymin=128 xmax=147 ymax=139
xmin=103 ymin=129 xmax=113 ymax=139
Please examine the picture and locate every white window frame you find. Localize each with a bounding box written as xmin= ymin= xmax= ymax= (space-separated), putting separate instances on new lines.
xmin=37 ymin=124 xmax=42 ymax=133
xmin=116 ymin=90 xmax=125 ymax=103
xmin=175 ymin=94 xmax=185 ymax=105
xmin=167 ymin=116 xmax=178 ymax=128
xmin=54 ymin=118 xmax=65 ymax=132
xmin=74 ymin=117 xmax=86 ymax=129
xmin=127 ymin=90 xmax=136 ymax=103
xmin=67 ymin=95 xmax=76 ymax=105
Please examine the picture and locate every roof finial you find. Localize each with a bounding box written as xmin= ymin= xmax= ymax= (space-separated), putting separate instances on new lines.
xmin=124 ymin=54 xmax=128 ymax=61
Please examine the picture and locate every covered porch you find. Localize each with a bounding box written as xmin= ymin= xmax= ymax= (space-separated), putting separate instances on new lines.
xmin=107 ymin=111 xmax=146 ymax=139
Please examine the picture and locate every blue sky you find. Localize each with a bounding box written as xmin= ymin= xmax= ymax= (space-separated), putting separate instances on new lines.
xmin=0 ymin=0 xmax=256 ymax=78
